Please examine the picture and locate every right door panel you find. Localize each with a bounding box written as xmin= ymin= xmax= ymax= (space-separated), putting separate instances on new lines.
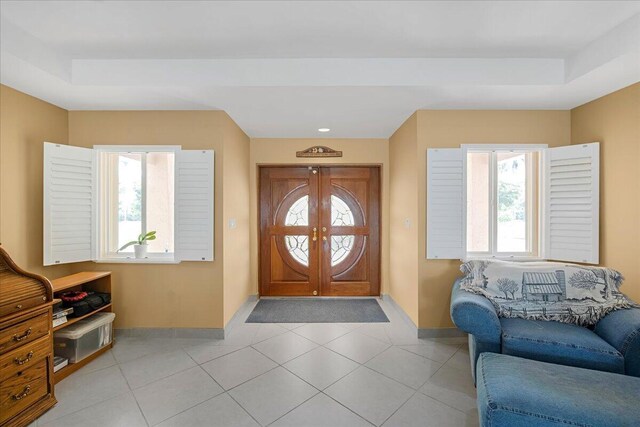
xmin=319 ymin=167 xmax=380 ymax=296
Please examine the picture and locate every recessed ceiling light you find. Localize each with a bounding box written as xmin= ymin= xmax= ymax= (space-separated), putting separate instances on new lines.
xmin=318 ymin=128 xmax=330 ymax=132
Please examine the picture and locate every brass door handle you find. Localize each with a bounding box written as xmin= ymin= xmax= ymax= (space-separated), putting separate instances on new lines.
xmin=12 ymin=385 xmax=31 ymax=400
xmin=14 ymin=351 xmax=34 ymax=366
xmin=312 ymin=227 xmax=317 ymax=242
xmin=13 ymin=328 xmax=32 ymax=342
xmin=322 ymin=227 xmax=328 ymax=241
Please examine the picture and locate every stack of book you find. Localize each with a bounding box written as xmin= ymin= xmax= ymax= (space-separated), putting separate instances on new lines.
xmin=53 ymin=356 xmax=69 ymax=372
xmin=52 ymin=306 xmax=73 ymax=328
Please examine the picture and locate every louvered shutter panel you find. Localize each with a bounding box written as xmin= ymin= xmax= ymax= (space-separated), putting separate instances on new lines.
xmin=544 ymin=143 xmax=599 ymax=264
xmin=43 ymin=142 xmax=95 ymax=265
xmin=175 ymin=150 xmax=214 ymax=261
xmin=427 ymin=149 xmax=465 ymax=259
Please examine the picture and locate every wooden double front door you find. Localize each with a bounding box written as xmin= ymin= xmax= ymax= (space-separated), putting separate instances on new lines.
xmin=259 ymin=166 xmax=380 ymax=296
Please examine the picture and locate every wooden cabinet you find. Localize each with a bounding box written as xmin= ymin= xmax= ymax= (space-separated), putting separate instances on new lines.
xmin=50 ymin=271 xmax=113 ymax=383
xmin=0 ymin=247 xmax=56 ymax=427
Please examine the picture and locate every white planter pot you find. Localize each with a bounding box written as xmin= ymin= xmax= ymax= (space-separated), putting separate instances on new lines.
xmin=134 ymin=244 xmax=147 ymax=259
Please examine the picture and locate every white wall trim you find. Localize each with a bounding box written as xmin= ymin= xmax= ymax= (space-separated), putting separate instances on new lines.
xmin=418 ymin=327 xmax=466 ymax=339
xmin=115 ymin=328 xmax=224 ymax=339
xmin=224 ymin=294 xmax=259 ymax=337
xmin=382 ymin=294 xmax=466 ymax=338
xmin=381 ymin=293 xmax=417 ymax=334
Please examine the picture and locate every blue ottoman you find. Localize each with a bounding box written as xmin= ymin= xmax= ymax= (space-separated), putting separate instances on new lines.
xmin=477 ymin=353 xmax=640 ymax=427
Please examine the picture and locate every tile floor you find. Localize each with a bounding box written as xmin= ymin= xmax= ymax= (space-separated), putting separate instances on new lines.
xmin=34 ymin=299 xmax=478 ymax=427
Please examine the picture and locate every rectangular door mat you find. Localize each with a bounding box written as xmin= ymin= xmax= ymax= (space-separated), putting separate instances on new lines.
xmin=246 ymin=298 xmax=390 ymax=323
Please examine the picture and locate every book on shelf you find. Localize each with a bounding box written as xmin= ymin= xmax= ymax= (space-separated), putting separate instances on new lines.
xmin=52 ymin=316 xmax=67 ymax=328
xmin=53 ymin=356 xmax=68 ymax=372
xmin=53 ymin=307 xmax=73 ymax=319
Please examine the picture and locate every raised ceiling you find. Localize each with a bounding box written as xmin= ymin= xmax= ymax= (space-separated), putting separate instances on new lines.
xmin=1 ymin=1 xmax=639 ymax=138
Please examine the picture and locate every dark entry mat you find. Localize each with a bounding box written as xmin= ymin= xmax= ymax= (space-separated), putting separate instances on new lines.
xmin=246 ymin=298 xmax=389 ymax=323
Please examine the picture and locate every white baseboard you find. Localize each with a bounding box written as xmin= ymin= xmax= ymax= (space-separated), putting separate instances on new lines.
xmin=224 ymin=294 xmax=259 ymax=337
xmin=115 ymin=327 xmax=224 ymax=339
xmin=114 ymin=294 xmax=259 ymax=340
xmin=381 ymin=293 xmax=418 ymax=334
xmin=418 ymin=327 xmax=466 ymax=338
xmin=115 ymin=294 xmax=464 ymax=340
xmin=381 ymin=293 xmax=464 ymax=339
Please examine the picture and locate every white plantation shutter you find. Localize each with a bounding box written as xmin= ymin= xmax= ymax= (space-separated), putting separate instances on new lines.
xmin=43 ymin=142 xmax=95 ymax=265
xmin=427 ymin=149 xmax=465 ymax=259
xmin=544 ymin=143 xmax=600 ymax=264
xmin=175 ymin=150 xmax=214 ymax=261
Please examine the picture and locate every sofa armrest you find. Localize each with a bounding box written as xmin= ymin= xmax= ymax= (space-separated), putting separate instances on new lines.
xmin=595 ymin=308 xmax=640 ymax=377
xmin=450 ymin=278 xmax=502 ymax=345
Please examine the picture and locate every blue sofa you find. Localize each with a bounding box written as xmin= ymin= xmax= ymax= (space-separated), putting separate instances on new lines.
xmin=476 ymin=353 xmax=640 ymax=427
xmin=450 ymin=278 xmax=640 ymax=381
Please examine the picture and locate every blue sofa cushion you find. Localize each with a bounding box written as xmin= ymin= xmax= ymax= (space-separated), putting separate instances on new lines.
xmin=595 ymin=307 xmax=640 ymax=377
xmin=501 ymin=318 xmax=624 ymax=373
xmin=477 ymin=353 xmax=640 ymax=427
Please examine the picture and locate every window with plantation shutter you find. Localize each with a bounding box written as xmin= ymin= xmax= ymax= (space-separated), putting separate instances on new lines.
xmin=544 ymin=143 xmax=600 ymax=264
xmin=426 ymin=148 xmax=465 ymax=259
xmin=43 ymin=142 xmax=96 ymax=265
xmin=44 ymin=143 xmax=215 ymax=264
xmin=426 ymin=142 xmax=600 ymax=263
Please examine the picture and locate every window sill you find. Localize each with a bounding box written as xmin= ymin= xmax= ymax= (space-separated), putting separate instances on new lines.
xmin=94 ymin=258 xmax=180 ymax=264
xmin=464 ymin=255 xmax=544 ymax=262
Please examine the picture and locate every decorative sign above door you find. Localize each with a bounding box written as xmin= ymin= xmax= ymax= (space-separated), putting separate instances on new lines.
xmin=296 ymin=146 xmax=343 ymax=158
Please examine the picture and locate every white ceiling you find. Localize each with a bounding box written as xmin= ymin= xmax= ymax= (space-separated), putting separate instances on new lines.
xmin=1 ymin=1 xmax=639 ymax=138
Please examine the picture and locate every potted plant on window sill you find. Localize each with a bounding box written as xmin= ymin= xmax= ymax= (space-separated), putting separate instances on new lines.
xmin=118 ymin=231 xmax=157 ymax=259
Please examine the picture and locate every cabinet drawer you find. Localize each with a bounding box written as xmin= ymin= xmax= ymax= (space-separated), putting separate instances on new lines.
xmin=0 ymin=335 xmax=51 ymax=380
xmin=0 ymin=312 xmax=49 ymax=355
xmin=0 ymin=294 xmax=48 ymax=318
xmin=0 ymin=358 xmax=49 ymax=424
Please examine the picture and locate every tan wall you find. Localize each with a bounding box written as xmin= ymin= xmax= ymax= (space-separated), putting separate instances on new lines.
xmin=389 ymin=114 xmax=419 ymax=325
xmin=5 ymin=82 xmax=635 ymax=332
xmin=222 ymin=115 xmax=251 ymax=325
xmin=417 ymin=110 xmax=571 ymax=328
xmin=571 ymin=83 xmax=640 ymax=302
xmin=0 ymin=85 xmax=72 ymax=278
xmin=249 ymin=138 xmax=390 ymax=296
xmin=69 ymin=111 xmax=227 ymax=329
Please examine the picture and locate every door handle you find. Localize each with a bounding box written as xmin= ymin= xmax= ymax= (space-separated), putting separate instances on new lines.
xmin=312 ymin=227 xmax=317 ymax=242
xmin=322 ymin=227 xmax=328 ymax=241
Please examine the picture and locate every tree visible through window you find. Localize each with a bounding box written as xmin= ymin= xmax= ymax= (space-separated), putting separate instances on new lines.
xmin=99 ymin=150 xmax=175 ymax=258
xmin=467 ymin=150 xmax=536 ymax=257
xmin=496 ymin=153 xmax=527 ymax=252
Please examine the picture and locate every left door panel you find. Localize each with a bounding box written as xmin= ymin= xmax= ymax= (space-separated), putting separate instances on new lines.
xmin=259 ymin=167 xmax=319 ymax=296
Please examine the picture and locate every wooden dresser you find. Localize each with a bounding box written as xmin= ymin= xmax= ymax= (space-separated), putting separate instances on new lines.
xmin=0 ymin=247 xmax=56 ymax=427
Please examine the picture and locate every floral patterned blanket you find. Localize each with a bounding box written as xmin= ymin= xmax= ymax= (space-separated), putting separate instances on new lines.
xmin=459 ymin=260 xmax=638 ymax=326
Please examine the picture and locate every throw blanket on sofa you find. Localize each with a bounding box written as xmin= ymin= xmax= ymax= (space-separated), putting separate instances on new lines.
xmin=459 ymin=260 xmax=638 ymax=326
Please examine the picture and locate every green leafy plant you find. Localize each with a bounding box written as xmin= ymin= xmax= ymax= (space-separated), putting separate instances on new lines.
xmin=118 ymin=231 xmax=156 ymax=251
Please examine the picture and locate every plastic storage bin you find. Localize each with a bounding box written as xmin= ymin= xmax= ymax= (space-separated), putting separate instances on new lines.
xmin=54 ymin=312 xmax=115 ymax=363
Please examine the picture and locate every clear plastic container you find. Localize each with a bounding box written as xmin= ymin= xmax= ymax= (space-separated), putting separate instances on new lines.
xmin=54 ymin=312 xmax=115 ymax=363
